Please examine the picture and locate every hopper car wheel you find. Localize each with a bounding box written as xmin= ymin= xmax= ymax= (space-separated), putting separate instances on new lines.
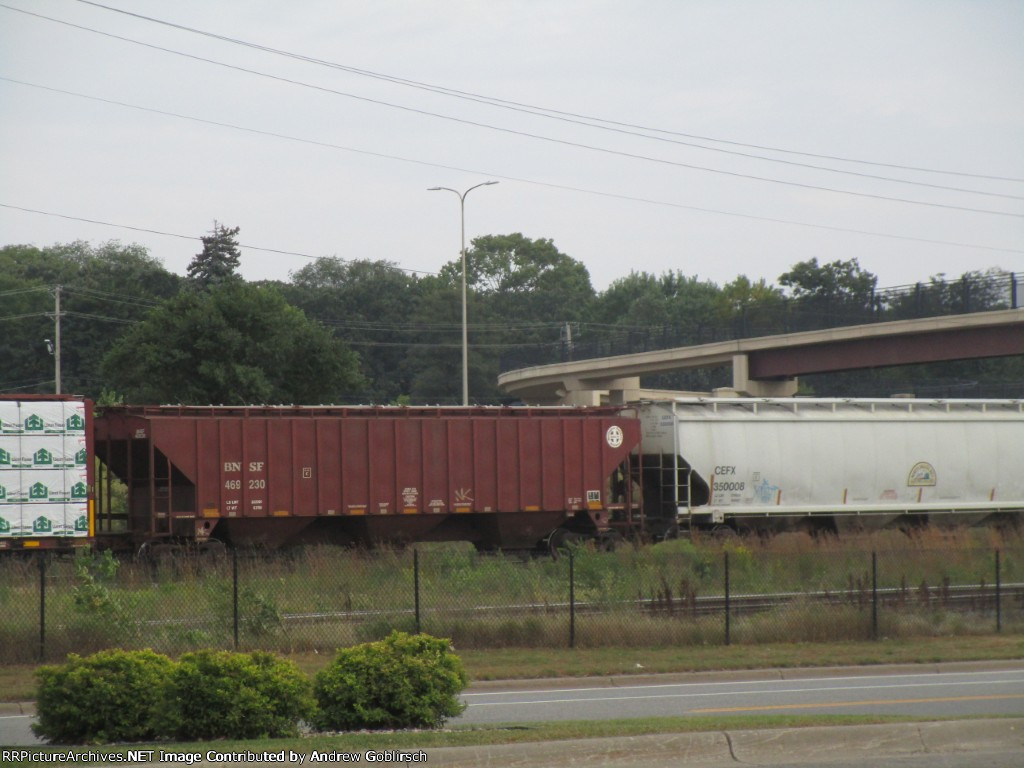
xmin=137 ymin=540 xmax=178 ymax=561
xmin=599 ymin=531 xmax=622 ymax=552
xmin=652 ymin=521 xmax=681 ymax=543
xmin=198 ymin=539 xmax=227 ymax=559
xmin=547 ymin=528 xmax=585 ymax=558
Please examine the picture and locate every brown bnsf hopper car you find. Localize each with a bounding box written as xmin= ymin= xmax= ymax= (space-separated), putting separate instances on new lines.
xmin=93 ymin=405 xmax=643 ymax=554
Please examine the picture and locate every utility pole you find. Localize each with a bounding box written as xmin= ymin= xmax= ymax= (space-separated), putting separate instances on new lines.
xmin=52 ymin=285 xmax=62 ymax=395
xmin=561 ymin=322 xmax=574 ymax=361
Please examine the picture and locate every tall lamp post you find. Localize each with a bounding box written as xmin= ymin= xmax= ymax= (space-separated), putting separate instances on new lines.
xmin=428 ymin=181 xmax=498 ymax=406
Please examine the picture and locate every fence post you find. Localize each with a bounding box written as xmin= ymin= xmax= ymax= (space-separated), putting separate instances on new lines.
xmin=569 ymin=550 xmax=576 ymax=649
xmin=414 ymin=549 xmax=421 ymax=635
xmin=232 ymin=547 xmax=239 ymax=650
xmin=724 ymin=551 xmax=731 ymax=646
xmin=871 ymin=552 xmax=878 ymax=640
xmin=38 ymin=552 xmax=46 ymax=662
xmin=995 ymin=549 xmax=1002 ymax=633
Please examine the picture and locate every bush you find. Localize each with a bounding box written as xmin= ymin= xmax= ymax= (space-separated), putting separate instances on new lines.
xmin=314 ymin=631 xmax=467 ymax=731
xmin=33 ymin=649 xmax=174 ymax=744
xmin=161 ymin=649 xmax=314 ymax=740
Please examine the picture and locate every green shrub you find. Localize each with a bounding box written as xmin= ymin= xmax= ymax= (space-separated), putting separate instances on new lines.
xmin=161 ymin=649 xmax=314 ymax=740
xmin=33 ymin=649 xmax=174 ymax=745
xmin=314 ymin=631 xmax=467 ymax=731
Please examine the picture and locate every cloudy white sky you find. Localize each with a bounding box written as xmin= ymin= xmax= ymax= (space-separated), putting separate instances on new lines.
xmin=1 ymin=0 xmax=1022 ymax=292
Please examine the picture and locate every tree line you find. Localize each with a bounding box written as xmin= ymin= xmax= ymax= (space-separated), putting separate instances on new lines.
xmin=1 ymin=225 xmax=1020 ymax=405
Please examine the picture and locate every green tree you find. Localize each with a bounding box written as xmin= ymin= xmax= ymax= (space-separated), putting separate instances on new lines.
xmin=447 ymin=233 xmax=596 ymax=324
xmin=593 ymin=270 xmax=722 ymax=344
xmin=415 ymin=234 xmax=596 ymax=402
xmin=778 ymin=258 xmax=877 ymax=329
xmin=586 ymin=269 xmax=726 ymax=390
xmin=102 ymin=282 xmax=363 ymax=404
xmin=187 ymin=222 xmax=241 ymax=289
xmin=402 ymin=274 xmax=490 ymax=404
xmin=0 ymin=247 xmax=52 ymax=393
xmin=285 ymin=259 xmax=420 ymax=402
xmin=716 ymin=275 xmax=786 ymax=337
xmin=0 ymin=241 xmax=180 ymax=396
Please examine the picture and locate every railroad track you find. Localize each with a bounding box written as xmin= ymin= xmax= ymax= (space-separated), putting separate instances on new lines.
xmin=635 ymin=582 xmax=1024 ymax=618
xmin=273 ymin=582 xmax=1024 ymax=625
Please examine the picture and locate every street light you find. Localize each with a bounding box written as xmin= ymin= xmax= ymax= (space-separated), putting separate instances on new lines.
xmin=428 ymin=181 xmax=499 ymax=406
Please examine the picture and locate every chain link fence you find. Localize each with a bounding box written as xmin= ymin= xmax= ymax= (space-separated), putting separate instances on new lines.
xmin=1 ymin=543 xmax=1021 ymax=664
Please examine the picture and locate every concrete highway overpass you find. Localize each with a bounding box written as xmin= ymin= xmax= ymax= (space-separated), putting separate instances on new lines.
xmin=497 ymin=308 xmax=1024 ymax=405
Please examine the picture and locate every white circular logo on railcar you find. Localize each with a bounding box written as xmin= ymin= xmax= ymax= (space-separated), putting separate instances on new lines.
xmin=606 ymin=425 xmax=624 ymax=448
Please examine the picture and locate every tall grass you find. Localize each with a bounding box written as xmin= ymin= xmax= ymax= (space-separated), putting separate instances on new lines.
xmin=0 ymin=526 xmax=1020 ymax=663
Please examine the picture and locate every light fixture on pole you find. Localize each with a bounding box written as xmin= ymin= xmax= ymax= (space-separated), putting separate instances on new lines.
xmin=427 ymin=181 xmax=498 ymax=406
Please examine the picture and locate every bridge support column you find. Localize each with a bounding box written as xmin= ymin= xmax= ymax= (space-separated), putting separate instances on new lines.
xmin=557 ymin=389 xmax=603 ymax=406
xmin=552 ymin=376 xmax=642 ymax=406
xmin=602 ymin=377 xmax=642 ymax=406
xmin=732 ymin=354 xmax=798 ymax=397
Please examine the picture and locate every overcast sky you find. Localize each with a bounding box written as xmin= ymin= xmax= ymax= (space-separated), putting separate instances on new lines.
xmin=1 ymin=0 xmax=1022 ymax=293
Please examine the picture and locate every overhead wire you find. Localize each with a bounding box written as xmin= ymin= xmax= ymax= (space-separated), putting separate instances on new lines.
xmin=0 ymin=279 xmax=600 ymax=336
xmin=62 ymin=285 xmax=163 ymax=308
xmin=62 ymin=309 xmax=138 ymax=324
xmin=1 ymin=96 xmax=1021 ymax=257
xmin=0 ymin=286 xmax=52 ymax=298
xmin=72 ymin=0 xmax=1024 ymax=185
xmin=1 ymin=4 xmax=1021 ymax=218
xmin=0 ymin=311 xmax=52 ymax=322
xmin=0 ymin=379 xmax=58 ymax=392
xmin=0 ymin=202 xmax=437 ymax=276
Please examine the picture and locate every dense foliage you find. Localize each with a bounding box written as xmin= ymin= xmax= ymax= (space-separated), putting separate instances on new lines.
xmin=313 ymin=631 xmax=468 ymax=730
xmin=1 ymin=232 xmax=1020 ymax=403
xmin=102 ymin=281 xmax=364 ymax=404
xmin=160 ymin=649 xmax=315 ymax=741
xmin=33 ymin=649 xmax=174 ymax=744
xmin=31 ymin=639 xmax=467 ymax=743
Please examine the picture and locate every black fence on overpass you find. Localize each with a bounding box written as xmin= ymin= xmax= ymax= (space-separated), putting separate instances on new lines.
xmin=499 ymin=271 xmax=1022 ymax=373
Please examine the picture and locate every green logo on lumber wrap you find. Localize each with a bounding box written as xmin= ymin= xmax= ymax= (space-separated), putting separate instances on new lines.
xmin=66 ymin=413 xmax=85 ymax=432
xmin=33 ymin=448 xmax=53 ymax=466
xmin=75 ymin=515 xmax=88 ymax=532
xmin=24 ymin=414 xmax=44 ymax=432
xmin=71 ymin=482 xmax=88 ymax=499
xmin=33 ymin=516 xmax=53 ymax=534
xmin=29 ymin=482 xmax=49 ymax=500
xmin=0 ymin=517 xmax=10 ymax=534
xmin=0 ymin=447 xmax=9 ymax=466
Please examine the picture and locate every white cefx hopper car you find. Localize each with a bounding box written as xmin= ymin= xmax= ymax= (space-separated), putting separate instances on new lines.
xmin=634 ymin=398 xmax=1024 ymax=534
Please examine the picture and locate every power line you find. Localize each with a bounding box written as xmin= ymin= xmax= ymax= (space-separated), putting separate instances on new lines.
xmin=0 ymin=311 xmax=51 ymax=322
xmin=0 ymin=379 xmax=56 ymax=392
xmin=62 ymin=285 xmax=163 ymax=308
xmin=63 ymin=309 xmax=138 ymax=325
xmin=0 ymin=286 xmax=51 ymax=298
xmin=73 ymin=0 xmax=1024 ymax=185
xmin=2 ymin=5 xmax=1020 ymax=217
xmin=0 ymin=202 xmax=437 ymax=276
xmin=2 ymin=88 xmax=1022 ymax=257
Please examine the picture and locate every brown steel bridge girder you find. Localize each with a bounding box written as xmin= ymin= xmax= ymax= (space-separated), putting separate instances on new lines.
xmin=748 ymin=323 xmax=1024 ymax=379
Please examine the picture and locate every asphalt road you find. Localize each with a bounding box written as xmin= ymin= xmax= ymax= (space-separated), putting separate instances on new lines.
xmin=4 ymin=662 xmax=1023 ymax=767
xmin=456 ymin=663 xmax=1024 ymax=724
